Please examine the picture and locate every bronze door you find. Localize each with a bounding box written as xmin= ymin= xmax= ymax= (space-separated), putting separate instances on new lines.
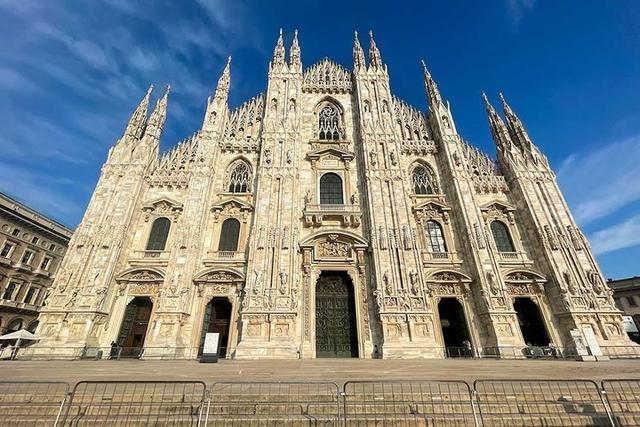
xmin=117 ymin=297 xmax=153 ymax=358
xmin=315 ymin=272 xmax=358 ymax=358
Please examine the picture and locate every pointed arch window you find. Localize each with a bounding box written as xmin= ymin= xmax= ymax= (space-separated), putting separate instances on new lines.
xmin=425 ymin=220 xmax=447 ymax=253
xmin=319 ymin=173 xmax=343 ymax=204
xmin=146 ymin=217 xmax=171 ymax=251
xmin=218 ymin=218 xmax=240 ymax=252
xmin=491 ymin=220 xmax=515 ymax=253
xmin=318 ymin=105 xmax=340 ymax=141
xmin=227 ymin=161 xmax=251 ymax=193
xmin=412 ymin=164 xmax=439 ymax=195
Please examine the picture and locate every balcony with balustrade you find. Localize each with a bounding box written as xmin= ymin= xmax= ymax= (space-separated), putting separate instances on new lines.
xmin=496 ymin=250 xmax=533 ymax=266
xmin=203 ymin=250 xmax=246 ymax=266
xmin=129 ymin=250 xmax=171 ymax=267
xmin=421 ymin=250 xmax=462 ymax=266
xmin=303 ymin=203 xmax=362 ymax=227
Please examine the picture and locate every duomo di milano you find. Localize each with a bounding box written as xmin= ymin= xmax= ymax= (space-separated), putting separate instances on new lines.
xmin=36 ymin=30 xmax=634 ymax=359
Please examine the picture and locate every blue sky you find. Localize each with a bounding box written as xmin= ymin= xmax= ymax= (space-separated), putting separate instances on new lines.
xmin=0 ymin=1 xmax=638 ymax=279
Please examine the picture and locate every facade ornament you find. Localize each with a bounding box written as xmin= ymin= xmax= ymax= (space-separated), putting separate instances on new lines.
xmin=383 ymin=271 xmax=393 ymax=295
xmin=402 ymin=225 xmax=412 ymax=250
xmin=378 ymin=226 xmax=387 ymax=249
xmin=369 ymin=151 xmax=377 ymax=166
xmin=252 ymin=269 xmax=264 ymax=295
xmin=486 ymin=272 xmax=500 ymax=296
xmin=544 ymin=225 xmax=559 ymax=250
xmin=278 ymin=270 xmax=288 ymax=295
xmin=409 ymin=269 xmax=420 ymax=295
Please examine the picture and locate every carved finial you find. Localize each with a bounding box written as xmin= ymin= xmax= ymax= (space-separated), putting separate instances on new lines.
xmin=368 ymin=30 xmax=382 ymax=68
xmin=144 ymin=83 xmax=170 ymax=141
xmin=421 ymin=59 xmax=442 ymax=108
xmin=272 ymin=28 xmax=285 ymax=66
xmin=124 ymin=85 xmax=154 ymax=140
xmin=498 ymin=92 xmax=533 ymax=150
xmin=353 ymin=30 xmax=366 ymax=70
xmin=289 ymin=29 xmax=301 ymax=71
xmin=214 ymin=56 xmax=231 ymax=99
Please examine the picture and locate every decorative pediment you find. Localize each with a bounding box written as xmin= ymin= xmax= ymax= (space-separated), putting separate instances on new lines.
xmin=412 ymin=199 xmax=451 ymax=221
xmin=480 ymin=201 xmax=516 ymax=223
xmin=307 ymin=147 xmax=354 ymax=169
xmin=193 ymin=268 xmax=244 ymax=283
xmin=427 ymin=270 xmax=472 ymax=283
xmin=504 ymin=270 xmax=547 ymax=283
xmin=142 ymin=197 xmax=183 ymax=222
xmin=211 ymin=197 xmax=254 ymax=214
xmin=116 ymin=267 xmax=165 ymax=283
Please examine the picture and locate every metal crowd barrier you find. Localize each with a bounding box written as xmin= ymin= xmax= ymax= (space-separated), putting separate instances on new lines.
xmin=2 ymin=379 xmax=640 ymax=426
xmin=0 ymin=381 xmax=69 ymax=426
xmin=343 ymin=380 xmax=477 ymax=426
xmin=474 ymin=379 xmax=614 ymax=426
xmin=207 ymin=381 xmax=340 ymax=426
xmin=61 ymin=381 xmax=207 ymax=425
xmin=602 ymin=380 xmax=640 ymax=427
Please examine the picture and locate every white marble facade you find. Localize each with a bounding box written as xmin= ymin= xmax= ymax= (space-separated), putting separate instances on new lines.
xmin=35 ymin=30 xmax=634 ymax=359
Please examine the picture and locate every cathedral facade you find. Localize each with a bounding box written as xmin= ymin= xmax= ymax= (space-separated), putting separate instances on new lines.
xmin=36 ymin=31 xmax=632 ymax=359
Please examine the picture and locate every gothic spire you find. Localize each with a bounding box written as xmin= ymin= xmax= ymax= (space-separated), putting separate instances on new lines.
xmin=272 ymin=28 xmax=286 ymax=67
xmin=499 ymin=92 xmax=532 ymax=150
xmin=214 ymin=56 xmax=232 ymax=100
xmin=368 ymin=30 xmax=383 ymax=69
xmin=421 ymin=59 xmax=443 ymax=108
xmin=144 ymin=84 xmax=170 ymax=142
xmin=124 ymin=85 xmax=153 ymax=140
xmin=289 ymin=29 xmax=301 ymax=72
xmin=482 ymin=92 xmax=511 ymax=150
xmin=353 ymin=31 xmax=366 ymax=70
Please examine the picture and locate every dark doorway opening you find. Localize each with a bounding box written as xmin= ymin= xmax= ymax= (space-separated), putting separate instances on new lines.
xmin=316 ymin=271 xmax=358 ymax=358
xmin=514 ymin=297 xmax=550 ymax=346
xmin=438 ymin=298 xmax=472 ymax=357
xmin=117 ymin=297 xmax=153 ymax=358
xmin=199 ymin=298 xmax=233 ymax=358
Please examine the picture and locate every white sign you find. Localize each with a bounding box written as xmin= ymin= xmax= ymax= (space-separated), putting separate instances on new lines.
xmin=622 ymin=316 xmax=639 ymax=333
xmin=569 ymin=329 xmax=589 ymax=356
xmin=582 ymin=325 xmax=602 ymax=356
xmin=203 ymin=333 xmax=220 ymax=355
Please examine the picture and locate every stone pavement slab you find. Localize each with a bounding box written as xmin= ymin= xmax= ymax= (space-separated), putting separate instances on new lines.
xmin=1 ymin=358 xmax=639 ymax=386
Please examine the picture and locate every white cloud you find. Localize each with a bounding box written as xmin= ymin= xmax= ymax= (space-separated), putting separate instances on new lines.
xmin=590 ymin=213 xmax=640 ymax=255
xmin=558 ymin=134 xmax=640 ymax=225
xmin=506 ymin=0 xmax=535 ymax=27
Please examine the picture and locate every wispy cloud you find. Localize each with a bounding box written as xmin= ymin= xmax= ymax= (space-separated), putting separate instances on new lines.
xmin=506 ymin=0 xmax=535 ymax=28
xmin=558 ymin=134 xmax=640 ymax=225
xmin=590 ymin=213 xmax=640 ymax=255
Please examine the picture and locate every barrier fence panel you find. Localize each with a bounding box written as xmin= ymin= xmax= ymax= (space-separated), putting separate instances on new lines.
xmin=343 ymin=380 xmax=478 ymax=426
xmin=602 ymin=380 xmax=640 ymax=427
xmin=474 ymin=379 xmax=614 ymax=426
xmin=62 ymin=381 xmax=206 ymax=426
xmin=0 ymin=381 xmax=69 ymax=426
xmin=207 ymin=381 xmax=340 ymax=426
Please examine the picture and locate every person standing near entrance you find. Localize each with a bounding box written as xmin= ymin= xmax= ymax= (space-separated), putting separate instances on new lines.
xmin=109 ymin=341 xmax=119 ymax=359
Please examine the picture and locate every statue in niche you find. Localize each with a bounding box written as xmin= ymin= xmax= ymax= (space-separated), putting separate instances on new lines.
xmin=286 ymin=150 xmax=292 ymax=164
xmin=369 ymin=151 xmax=377 ymax=166
xmin=253 ymin=269 xmax=264 ymax=295
xmin=304 ymin=190 xmax=312 ymax=206
xmin=351 ymin=192 xmax=359 ymax=205
xmin=279 ymin=270 xmax=288 ymax=295
xmin=389 ymin=150 xmax=397 ymax=166
xmin=409 ymin=269 xmax=419 ymax=295
xmin=378 ymin=226 xmax=387 ymax=249
xmin=93 ymin=286 xmax=107 ymax=310
xmin=383 ymin=271 xmax=393 ymax=295
xmin=486 ymin=272 xmax=500 ymax=296
xmin=257 ymin=226 xmax=265 ymax=249
xmin=402 ymin=225 xmax=412 ymax=250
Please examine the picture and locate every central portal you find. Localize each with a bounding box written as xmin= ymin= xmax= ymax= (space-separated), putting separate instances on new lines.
xmin=315 ymin=271 xmax=358 ymax=358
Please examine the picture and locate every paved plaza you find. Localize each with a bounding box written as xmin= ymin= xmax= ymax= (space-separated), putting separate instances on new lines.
xmin=1 ymin=358 xmax=639 ymax=385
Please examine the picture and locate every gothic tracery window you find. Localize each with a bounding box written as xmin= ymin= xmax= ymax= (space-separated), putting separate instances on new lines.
xmin=319 ymin=173 xmax=343 ymax=204
xmin=425 ymin=220 xmax=447 ymax=253
xmin=218 ymin=218 xmax=240 ymax=252
xmin=318 ymin=105 xmax=340 ymax=141
xmin=412 ymin=164 xmax=439 ymax=195
xmin=491 ymin=220 xmax=515 ymax=253
xmin=146 ymin=217 xmax=171 ymax=251
xmin=227 ymin=161 xmax=251 ymax=193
